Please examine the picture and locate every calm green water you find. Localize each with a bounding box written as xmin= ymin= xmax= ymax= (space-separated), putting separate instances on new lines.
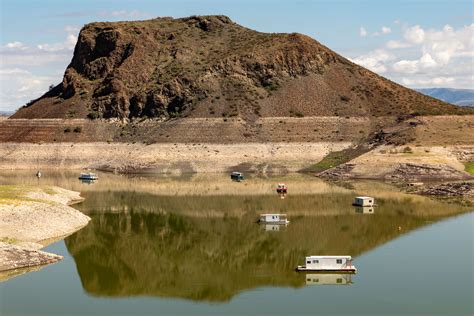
xmin=0 ymin=171 xmax=473 ymax=315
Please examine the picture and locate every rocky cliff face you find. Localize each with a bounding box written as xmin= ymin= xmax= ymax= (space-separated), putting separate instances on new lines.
xmin=13 ymin=15 xmax=468 ymax=120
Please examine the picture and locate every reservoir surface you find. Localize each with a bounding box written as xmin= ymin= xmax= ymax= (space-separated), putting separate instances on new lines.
xmin=0 ymin=171 xmax=472 ymax=315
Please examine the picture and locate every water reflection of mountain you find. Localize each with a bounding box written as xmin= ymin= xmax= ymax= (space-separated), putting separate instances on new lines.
xmin=65 ymin=191 xmax=469 ymax=302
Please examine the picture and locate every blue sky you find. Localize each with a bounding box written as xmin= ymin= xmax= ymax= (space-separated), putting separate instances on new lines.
xmin=1 ymin=0 xmax=473 ymax=111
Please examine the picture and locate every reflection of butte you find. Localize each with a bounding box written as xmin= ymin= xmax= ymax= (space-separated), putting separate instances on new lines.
xmin=65 ymin=196 xmax=469 ymax=302
xmin=76 ymin=189 xmax=465 ymax=219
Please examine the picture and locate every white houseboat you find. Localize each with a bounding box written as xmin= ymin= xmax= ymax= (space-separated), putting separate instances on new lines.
xmin=353 ymin=196 xmax=375 ymax=207
xmin=296 ymin=256 xmax=357 ymax=273
xmin=78 ymin=172 xmax=98 ymax=181
xmin=258 ymin=214 xmax=289 ymax=225
xmin=305 ymin=273 xmax=353 ymax=285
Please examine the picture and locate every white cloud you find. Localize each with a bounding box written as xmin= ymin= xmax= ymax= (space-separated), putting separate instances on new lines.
xmin=0 ymin=28 xmax=78 ymax=111
xmin=64 ymin=25 xmax=81 ymax=34
xmin=359 ymin=27 xmax=367 ymax=37
xmin=401 ymin=76 xmax=455 ymax=87
xmin=404 ymin=25 xmax=425 ymax=44
xmin=351 ymin=49 xmax=394 ymax=73
xmin=386 ymin=40 xmax=411 ymax=49
xmin=382 ymin=26 xmax=392 ymax=34
xmin=350 ymin=23 xmax=474 ymax=89
xmin=0 ymin=67 xmax=57 ymax=111
xmin=37 ymin=33 xmax=77 ymax=52
xmin=4 ymin=41 xmax=28 ymax=50
xmin=393 ymin=53 xmax=437 ymax=74
xmin=371 ymin=26 xmax=392 ymax=37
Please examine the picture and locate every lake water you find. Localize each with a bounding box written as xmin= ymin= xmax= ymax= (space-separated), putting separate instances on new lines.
xmin=0 ymin=171 xmax=473 ymax=315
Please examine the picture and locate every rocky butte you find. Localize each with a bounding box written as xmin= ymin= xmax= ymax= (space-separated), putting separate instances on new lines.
xmin=0 ymin=15 xmax=473 ymax=181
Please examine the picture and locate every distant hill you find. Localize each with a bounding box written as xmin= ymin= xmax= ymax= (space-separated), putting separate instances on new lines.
xmin=417 ymin=88 xmax=474 ymax=107
xmin=0 ymin=111 xmax=13 ymax=117
xmin=13 ymin=15 xmax=468 ymax=122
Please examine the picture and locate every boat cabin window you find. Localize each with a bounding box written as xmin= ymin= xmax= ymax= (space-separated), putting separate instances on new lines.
xmin=336 ymin=259 xmax=343 ymax=264
xmin=306 ymin=260 xmax=311 ymax=264
xmin=313 ymin=260 xmax=319 ymax=264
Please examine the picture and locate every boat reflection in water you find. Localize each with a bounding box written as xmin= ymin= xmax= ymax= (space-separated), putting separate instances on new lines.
xmin=304 ymin=273 xmax=353 ymax=285
xmin=79 ymin=178 xmax=97 ymax=185
xmin=262 ymin=224 xmax=286 ymax=232
xmin=354 ymin=206 xmax=375 ymax=214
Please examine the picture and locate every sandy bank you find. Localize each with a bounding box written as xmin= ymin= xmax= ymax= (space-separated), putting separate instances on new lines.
xmin=0 ymin=186 xmax=90 ymax=280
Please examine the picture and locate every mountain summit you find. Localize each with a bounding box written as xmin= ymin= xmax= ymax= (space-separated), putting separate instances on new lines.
xmin=13 ymin=15 xmax=466 ymax=120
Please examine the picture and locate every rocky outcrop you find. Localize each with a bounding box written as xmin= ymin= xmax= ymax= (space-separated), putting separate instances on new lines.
xmin=418 ymin=182 xmax=474 ymax=198
xmin=0 ymin=242 xmax=62 ymax=274
xmin=387 ymin=163 xmax=472 ymax=181
xmin=318 ymin=164 xmax=355 ymax=179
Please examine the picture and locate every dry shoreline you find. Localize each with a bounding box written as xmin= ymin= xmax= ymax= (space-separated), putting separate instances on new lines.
xmin=0 ymin=142 xmax=472 ymax=180
xmin=0 ymin=186 xmax=90 ymax=281
xmin=0 ymin=142 xmax=352 ymax=174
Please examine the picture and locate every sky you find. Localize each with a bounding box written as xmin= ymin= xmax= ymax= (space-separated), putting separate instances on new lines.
xmin=0 ymin=0 xmax=473 ymax=112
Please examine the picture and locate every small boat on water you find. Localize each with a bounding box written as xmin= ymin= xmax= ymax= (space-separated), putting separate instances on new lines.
xmin=230 ymin=171 xmax=244 ymax=181
xmin=276 ymin=183 xmax=287 ymax=193
xmin=78 ymin=172 xmax=98 ymax=180
xmin=296 ymin=256 xmax=357 ymax=273
xmin=258 ymin=213 xmax=289 ymax=225
xmin=352 ymin=196 xmax=375 ymax=207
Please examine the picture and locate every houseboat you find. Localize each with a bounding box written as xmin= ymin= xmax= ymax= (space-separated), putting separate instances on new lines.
xmin=305 ymin=273 xmax=353 ymax=285
xmin=353 ymin=196 xmax=375 ymax=207
xmin=258 ymin=213 xmax=290 ymax=225
xmin=230 ymin=172 xmax=244 ymax=181
xmin=78 ymin=172 xmax=98 ymax=181
xmin=276 ymin=183 xmax=287 ymax=193
xmin=296 ymin=256 xmax=357 ymax=273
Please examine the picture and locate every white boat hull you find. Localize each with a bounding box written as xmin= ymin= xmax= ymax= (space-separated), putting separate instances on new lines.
xmin=296 ymin=265 xmax=357 ymax=273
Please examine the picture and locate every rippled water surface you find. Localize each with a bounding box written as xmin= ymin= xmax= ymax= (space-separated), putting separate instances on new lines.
xmin=0 ymin=171 xmax=472 ymax=315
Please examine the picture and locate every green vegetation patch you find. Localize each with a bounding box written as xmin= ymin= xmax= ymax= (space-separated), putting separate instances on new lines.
xmin=305 ymin=145 xmax=370 ymax=173
xmin=0 ymin=185 xmax=57 ymax=205
xmin=0 ymin=237 xmax=18 ymax=245
xmin=464 ymin=162 xmax=474 ymax=175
